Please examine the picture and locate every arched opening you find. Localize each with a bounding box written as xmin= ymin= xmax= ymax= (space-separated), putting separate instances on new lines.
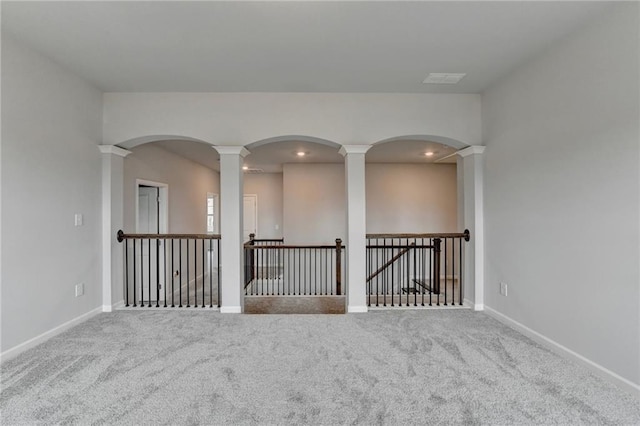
xmin=241 ymin=136 xmax=346 ymax=311
xmin=243 ymin=136 xmax=344 ymax=245
xmin=122 ymin=138 xmax=220 ymax=234
xmin=366 ymin=137 xmax=463 ymax=234
xmin=364 ymin=136 xmax=468 ymax=307
xmin=121 ymin=137 xmax=221 ymax=308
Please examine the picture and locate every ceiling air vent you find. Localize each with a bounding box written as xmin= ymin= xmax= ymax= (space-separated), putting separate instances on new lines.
xmin=423 ymin=73 xmax=466 ymax=84
xmin=244 ymin=168 xmax=264 ymax=174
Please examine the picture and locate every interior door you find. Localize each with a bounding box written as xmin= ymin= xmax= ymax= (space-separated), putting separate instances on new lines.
xmin=243 ymin=195 xmax=257 ymax=242
xmin=138 ymin=186 xmax=165 ymax=304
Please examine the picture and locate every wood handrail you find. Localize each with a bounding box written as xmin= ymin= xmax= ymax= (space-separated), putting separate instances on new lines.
xmin=245 ymin=244 xmax=343 ymax=250
xmin=366 ymin=242 xmax=415 ymax=283
xmin=117 ymin=230 xmax=221 ymax=242
xmin=367 ymin=244 xmax=434 ymax=249
xmin=366 ymin=229 xmax=470 ymax=241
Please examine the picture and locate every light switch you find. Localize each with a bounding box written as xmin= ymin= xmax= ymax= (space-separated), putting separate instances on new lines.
xmin=74 ymin=213 xmax=83 ymax=226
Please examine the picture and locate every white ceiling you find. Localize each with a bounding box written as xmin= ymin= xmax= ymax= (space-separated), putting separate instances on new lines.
xmin=2 ymin=1 xmax=611 ymax=93
xmin=5 ymin=1 xmax=612 ymax=170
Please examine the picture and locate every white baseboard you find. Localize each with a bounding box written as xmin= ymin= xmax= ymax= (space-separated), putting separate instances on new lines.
xmin=484 ymin=306 xmax=640 ymax=398
xmin=0 ymin=306 xmax=103 ymax=364
xmin=102 ymin=299 xmax=124 ymax=312
xmin=348 ymin=306 xmax=368 ymax=313
xmin=463 ymin=299 xmax=484 ymax=311
xmin=220 ymin=306 xmax=241 ymax=313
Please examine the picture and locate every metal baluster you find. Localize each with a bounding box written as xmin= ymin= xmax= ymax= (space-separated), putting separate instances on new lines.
xmin=171 ymin=239 xmax=175 ymax=307
xmin=133 ymin=240 xmax=137 ymax=307
xmin=148 ymin=238 xmax=152 ymax=307
xmin=209 ymin=240 xmax=213 ymax=308
xmin=421 ymin=238 xmax=425 ymax=307
xmin=124 ymin=240 xmax=129 ymax=307
xmin=429 ymin=238 xmax=432 ymax=307
xmin=186 ymin=239 xmax=191 ymax=307
xmin=201 ymin=239 xmax=205 ymax=308
xmin=179 ymin=239 xmax=183 ymax=307
xmin=163 ymin=239 xmax=167 ymax=307
xmin=459 ymin=237 xmax=463 ymax=306
xmin=155 ymin=239 xmax=160 ymax=308
xmin=444 ymin=238 xmax=448 ymax=306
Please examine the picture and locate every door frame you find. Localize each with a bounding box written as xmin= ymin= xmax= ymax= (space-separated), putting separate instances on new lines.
xmin=135 ymin=179 xmax=169 ymax=233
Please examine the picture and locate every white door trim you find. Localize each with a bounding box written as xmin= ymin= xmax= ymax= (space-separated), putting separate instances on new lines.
xmin=135 ymin=179 xmax=168 ymax=233
xmin=243 ymin=193 xmax=258 ymax=239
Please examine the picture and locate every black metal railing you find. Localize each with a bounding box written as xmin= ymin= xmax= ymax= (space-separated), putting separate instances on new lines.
xmin=366 ymin=230 xmax=470 ymax=307
xmin=117 ymin=230 xmax=221 ymax=308
xmin=244 ymin=237 xmax=345 ymax=296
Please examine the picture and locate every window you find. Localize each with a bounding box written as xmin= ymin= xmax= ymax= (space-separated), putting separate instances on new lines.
xmin=207 ymin=193 xmax=218 ymax=233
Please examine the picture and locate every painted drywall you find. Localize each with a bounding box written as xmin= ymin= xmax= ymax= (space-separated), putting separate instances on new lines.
xmin=1 ymin=36 xmax=103 ymax=352
xmin=103 ymin=93 xmax=481 ymax=148
xmin=123 ymin=143 xmax=220 ymax=234
xmin=482 ymin=3 xmax=640 ymax=385
xmin=366 ymin=163 xmax=457 ymax=234
xmin=283 ymin=164 xmax=345 ymax=245
xmin=243 ymin=173 xmax=283 ymax=240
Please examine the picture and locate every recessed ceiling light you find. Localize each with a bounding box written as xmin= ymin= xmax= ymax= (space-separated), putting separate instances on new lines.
xmin=423 ymin=73 xmax=466 ymax=84
xmin=296 ymin=151 xmax=306 ymax=157
xmin=425 ymin=151 xmax=435 ymax=157
xmin=242 ymin=165 xmax=249 ymax=170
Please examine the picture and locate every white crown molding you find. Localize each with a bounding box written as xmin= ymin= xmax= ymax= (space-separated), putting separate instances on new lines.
xmin=457 ymin=145 xmax=486 ymax=157
xmin=339 ymin=145 xmax=371 ymax=156
xmin=214 ymin=146 xmax=250 ymax=157
xmin=98 ymin=145 xmax=131 ymax=157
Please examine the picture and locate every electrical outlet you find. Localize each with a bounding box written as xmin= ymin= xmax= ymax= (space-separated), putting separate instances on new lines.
xmin=500 ymin=282 xmax=508 ymax=296
xmin=75 ymin=283 xmax=84 ymax=297
xmin=74 ymin=213 xmax=83 ymax=226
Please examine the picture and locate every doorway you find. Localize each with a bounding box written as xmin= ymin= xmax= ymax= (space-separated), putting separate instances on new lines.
xmin=243 ymin=194 xmax=257 ymax=242
xmin=136 ymin=180 xmax=169 ymax=304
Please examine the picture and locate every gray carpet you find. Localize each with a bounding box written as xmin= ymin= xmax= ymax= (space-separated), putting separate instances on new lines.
xmin=1 ymin=310 xmax=639 ymax=425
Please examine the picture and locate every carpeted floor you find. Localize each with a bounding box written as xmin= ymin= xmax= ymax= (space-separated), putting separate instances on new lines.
xmin=1 ymin=310 xmax=639 ymax=425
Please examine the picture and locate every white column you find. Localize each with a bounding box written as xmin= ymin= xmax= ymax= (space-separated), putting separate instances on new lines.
xmin=98 ymin=145 xmax=131 ymax=312
xmin=457 ymin=146 xmax=485 ymax=311
xmin=215 ymin=146 xmax=249 ymax=313
xmin=339 ymin=145 xmax=371 ymax=313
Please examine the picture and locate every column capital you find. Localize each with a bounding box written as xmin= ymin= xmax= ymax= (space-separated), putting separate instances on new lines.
xmin=339 ymin=145 xmax=371 ymax=156
xmin=98 ymin=145 xmax=131 ymax=157
xmin=214 ymin=146 xmax=250 ymax=157
xmin=457 ymin=145 xmax=486 ymax=157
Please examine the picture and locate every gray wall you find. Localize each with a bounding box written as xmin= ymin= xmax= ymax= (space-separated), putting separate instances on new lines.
xmin=1 ymin=36 xmax=103 ymax=352
xmin=244 ymin=173 xmax=283 ymax=240
xmin=482 ymin=3 xmax=639 ymax=384
xmin=123 ymin=143 xmax=220 ymax=234
xmin=366 ymin=163 xmax=457 ymax=234
xmin=283 ymin=163 xmax=346 ymax=245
